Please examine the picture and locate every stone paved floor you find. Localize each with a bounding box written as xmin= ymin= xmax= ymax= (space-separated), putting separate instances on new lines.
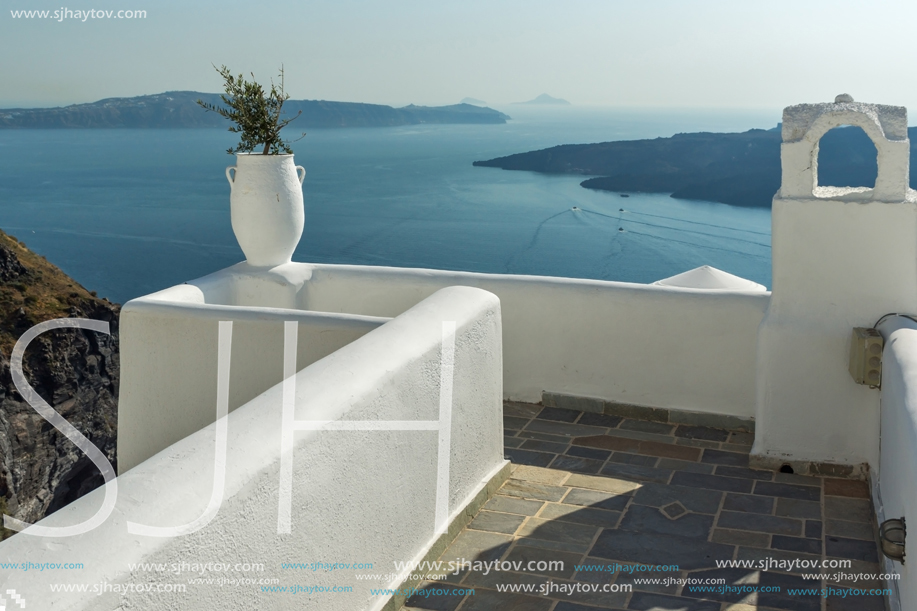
xmin=404 ymin=402 xmax=889 ymax=611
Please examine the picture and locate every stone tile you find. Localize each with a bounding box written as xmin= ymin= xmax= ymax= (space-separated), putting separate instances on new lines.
xmin=604 ymin=427 xmax=680 ymax=445
xmin=670 ymin=472 xmax=753 ymax=493
xmin=603 ymin=401 xmax=668 ymax=423
xmin=504 ymin=415 xmax=531 ymax=430
xmin=613 ymin=565 xmax=681 ymax=594
xmin=608 ymin=452 xmax=658 ymax=467
xmin=504 ymin=545 xmax=581 ymax=579
xmin=656 ymin=458 xmax=715 ymax=474
xmin=735 ymin=546 xmax=823 ymax=574
xmin=525 ymin=419 xmax=606 ymax=438
xmin=771 ymin=535 xmax=822 ymax=555
xmin=721 ymin=444 xmax=754 ymax=453
xmin=773 ymin=472 xmax=823 ymax=487
xmin=536 ymin=406 xmax=581 ymax=423
xmin=440 ymin=530 xmax=512 ymax=568
xmin=562 ymin=487 xmax=632 ymax=512
xmin=675 ymin=437 xmax=723 ymax=449
xmin=538 ymin=502 xmax=621 ymax=528
xmin=619 ymin=419 xmax=675 ymax=434
xmin=718 ymin=511 xmax=802 ymax=536
xmin=685 ymin=567 xmax=821 ymax=611
xmin=661 ymin=502 xmax=687 ymax=519
xmin=701 ymin=449 xmax=750 ymax=467
xmin=565 ymin=445 xmax=611 ymax=461
xmin=723 ymin=492 xmax=775 ymax=515
xmin=503 ymin=401 xmax=541 ymax=419
xmin=825 ymin=518 xmax=874 ymax=541
xmin=825 ymin=536 xmax=880 ymax=562
xmin=549 ymin=455 xmax=604 ymax=475
xmin=824 ymin=478 xmax=870 ymax=499
xmin=712 ymin=528 xmax=770 ymax=548
xmin=543 ymin=392 xmax=605 ymax=414
xmin=404 ymin=581 xmax=465 ymax=611
xmin=728 ymin=431 xmax=755 ymax=446
xmin=600 ymin=462 xmax=672 ymax=485
xmin=824 ymin=497 xmax=873 ymax=523
xmin=514 ymin=536 xmax=591 ymax=554
xmin=619 ymin=504 xmax=714 ymax=539
xmin=590 ymin=528 xmax=735 ymax=570
xmin=627 ymin=592 xmax=720 ymax=611
xmin=805 ymin=520 xmax=822 ymax=539
xmin=458 ymin=588 xmax=553 ymax=611
xmin=516 ymin=431 xmax=575 ymax=444
xmin=775 ymin=498 xmax=822 ymax=520
xmin=520 ymin=439 xmax=568 ymax=454
xmin=468 ymin=511 xmax=526 ymax=535
xmin=505 ymin=448 xmax=554 ymax=467
xmin=517 ymin=517 xmax=599 ymax=547
xmin=499 ymin=480 xmax=567 ymax=502
xmin=824 ymin=588 xmax=888 ymax=611
xmin=632 ymin=482 xmax=724 ymax=514
xmin=754 ymin=481 xmax=821 ymax=502
xmin=511 ymin=465 xmax=570 ymax=486
xmin=577 ymin=412 xmax=623 ymax=428
xmin=565 ymin=473 xmax=642 ymax=494
xmin=503 ymin=437 xmax=525 ymax=448
xmin=674 ymin=425 xmax=730 ymax=442
xmin=483 ymin=496 xmax=544 ymax=516
xmin=575 ymin=433 xmax=700 ymax=461
xmin=554 ymin=603 xmax=627 ymax=611
xmin=716 ymin=466 xmax=775 ymax=481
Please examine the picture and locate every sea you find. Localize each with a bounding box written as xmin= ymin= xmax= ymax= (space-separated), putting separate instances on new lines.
xmin=0 ymin=105 xmax=780 ymax=304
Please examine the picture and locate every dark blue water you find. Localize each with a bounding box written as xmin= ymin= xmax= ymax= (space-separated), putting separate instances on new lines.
xmin=0 ymin=106 xmax=778 ymax=303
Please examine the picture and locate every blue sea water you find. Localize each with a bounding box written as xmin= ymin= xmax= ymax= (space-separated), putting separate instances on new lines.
xmin=0 ymin=106 xmax=779 ymax=304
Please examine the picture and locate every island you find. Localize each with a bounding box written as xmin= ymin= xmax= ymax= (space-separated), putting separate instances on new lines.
xmin=513 ymin=94 xmax=571 ymax=105
xmin=460 ymin=97 xmax=487 ymax=106
xmin=0 ymin=92 xmax=511 ymax=129
xmin=474 ymin=125 xmax=908 ymax=207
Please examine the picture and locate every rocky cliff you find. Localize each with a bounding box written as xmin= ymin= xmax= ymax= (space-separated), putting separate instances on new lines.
xmin=0 ymin=230 xmax=119 ymax=536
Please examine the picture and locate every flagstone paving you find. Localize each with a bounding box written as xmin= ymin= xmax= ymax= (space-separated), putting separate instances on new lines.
xmin=404 ymin=402 xmax=889 ymax=611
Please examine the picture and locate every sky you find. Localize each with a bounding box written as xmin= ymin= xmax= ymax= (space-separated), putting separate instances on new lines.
xmin=3 ymin=0 xmax=917 ymax=111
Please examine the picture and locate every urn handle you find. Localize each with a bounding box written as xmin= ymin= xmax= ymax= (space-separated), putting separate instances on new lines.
xmin=225 ymin=166 xmax=236 ymax=190
xmin=296 ymin=166 xmax=306 ymax=185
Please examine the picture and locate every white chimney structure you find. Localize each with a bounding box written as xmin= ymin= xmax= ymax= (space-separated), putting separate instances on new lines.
xmin=753 ymin=97 xmax=917 ymax=471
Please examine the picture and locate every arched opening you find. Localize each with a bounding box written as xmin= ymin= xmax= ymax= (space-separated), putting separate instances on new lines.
xmin=816 ymin=125 xmax=878 ymax=188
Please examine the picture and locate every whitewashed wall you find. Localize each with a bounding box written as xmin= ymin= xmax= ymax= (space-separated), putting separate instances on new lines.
xmin=183 ymin=262 xmax=769 ymax=419
xmin=1 ymin=286 xmax=505 ymax=611
xmin=876 ymin=316 xmax=917 ymax=611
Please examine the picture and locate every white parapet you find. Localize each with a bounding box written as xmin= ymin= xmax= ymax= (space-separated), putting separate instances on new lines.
xmin=876 ymin=316 xmax=917 ymax=611
xmin=754 ymin=99 xmax=917 ymax=468
xmin=0 ymin=286 xmax=506 ymax=611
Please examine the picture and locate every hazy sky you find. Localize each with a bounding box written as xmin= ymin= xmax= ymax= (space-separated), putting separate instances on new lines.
xmin=4 ymin=0 xmax=917 ymax=111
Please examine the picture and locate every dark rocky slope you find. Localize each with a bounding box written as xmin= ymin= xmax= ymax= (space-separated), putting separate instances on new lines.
xmin=475 ymin=125 xmax=900 ymax=207
xmin=0 ymin=231 xmax=118 ymax=536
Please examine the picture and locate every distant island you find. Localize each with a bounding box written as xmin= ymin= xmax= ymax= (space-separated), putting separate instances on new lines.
xmin=0 ymin=92 xmax=511 ymax=129
xmin=513 ymin=94 xmax=571 ymax=106
xmin=474 ymin=125 xmax=907 ymax=207
xmin=460 ymin=97 xmax=487 ymax=106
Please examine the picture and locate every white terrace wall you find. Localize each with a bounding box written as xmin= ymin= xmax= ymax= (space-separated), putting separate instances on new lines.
xmin=0 ymin=286 xmax=506 ymax=611
xmin=118 ymin=284 xmax=388 ymax=471
xmin=181 ymin=262 xmax=770 ymax=421
xmin=876 ymin=316 xmax=917 ymax=611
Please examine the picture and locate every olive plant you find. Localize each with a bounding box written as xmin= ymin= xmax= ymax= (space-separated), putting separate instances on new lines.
xmin=197 ymin=65 xmax=303 ymax=155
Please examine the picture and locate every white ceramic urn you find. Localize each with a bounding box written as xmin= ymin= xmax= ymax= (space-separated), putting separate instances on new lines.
xmin=225 ymin=153 xmax=306 ymax=267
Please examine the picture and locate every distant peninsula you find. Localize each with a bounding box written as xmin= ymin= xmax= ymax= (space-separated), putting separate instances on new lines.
xmin=513 ymin=94 xmax=570 ymax=106
xmin=0 ymin=91 xmax=511 ymax=129
xmin=474 ymin=125 xmax=909 ymax=207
